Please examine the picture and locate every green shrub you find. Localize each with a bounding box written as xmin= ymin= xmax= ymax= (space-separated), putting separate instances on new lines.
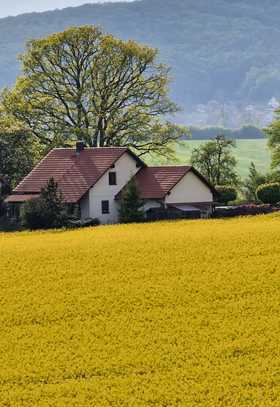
xmin=216 ymin=185 xmax=238 ymax=205
xmin=256 ymin=182 xmax=280 ymax=205
xmin=21 ymin=198 xmax=47 ymax=230
xmin=119 ymin=179 xmax=144 ymax=224
xmin=21 ymin=178 xmax=67 ymax=230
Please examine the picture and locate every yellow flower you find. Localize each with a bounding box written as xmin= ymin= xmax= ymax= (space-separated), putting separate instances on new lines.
xmin=0 ymin=214 xmax=280 ymax=406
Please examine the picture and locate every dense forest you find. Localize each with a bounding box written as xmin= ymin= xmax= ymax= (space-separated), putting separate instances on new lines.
xmin=0 ymin=0 xmax=280 ymax=126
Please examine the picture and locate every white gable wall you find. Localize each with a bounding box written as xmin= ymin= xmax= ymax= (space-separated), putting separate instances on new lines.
xmin=87 ymin=152 xmax=141 ymax=224
xmin=165 ymin=170 xmax=213 ymax=205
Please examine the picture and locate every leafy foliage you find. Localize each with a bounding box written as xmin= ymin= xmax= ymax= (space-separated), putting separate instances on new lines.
xmin=0 ymin=124 xmax=41 ymax=216
xmin=0 ymin=126 xmax=40 ymax=189
xmin=1 ymin=25 xmax=185 ymax=156
xmin=216 ymin=185 xmax=237 ymax=205
xmin=256 ymin=182 xmax=280 ymax=205
xmin=265 ymin=108 xmax=280 ymax=169
xmin=119 ymin=179 xmax=144 ymax=223
xmin=191 ymin=135 xmax=239 ymax=186
xmin=1 ymin=216 xmax=280 ymax=405
xmin=0 ymin=175 xmax=10 ymax=216
xmin=0 ymin=0 xmax=280 ymax=112
xmin=243 ymin=162 xmax=267 ymax=202
xmin=21 ymin=178 xmax=66 ymax=230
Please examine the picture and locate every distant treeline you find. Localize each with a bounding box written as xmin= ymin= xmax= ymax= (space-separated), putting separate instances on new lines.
xmin=188 ymin=126 xmax=265 ymax=140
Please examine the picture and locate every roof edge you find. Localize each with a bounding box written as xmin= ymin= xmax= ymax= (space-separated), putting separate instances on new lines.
xmin=13 ymin=148 xmax=55 ymax=193
xmin=167 ymin=166 xmax=217 ymax=197
xmin=77 ymin=148 xmax=146 ymax=203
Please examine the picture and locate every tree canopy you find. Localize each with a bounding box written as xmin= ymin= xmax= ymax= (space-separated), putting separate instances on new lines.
xmin=0 ymin=122 xmax=40 ymax=190
xmin=243 ymin=162 xmax=267 ymax=202
xmin=1 ymin=25 xmax=185 ymax=157
xmin=191 ymin=135 xmax=239 ymax=186
xmin=265 ymin=108 xmax=280 ymax=168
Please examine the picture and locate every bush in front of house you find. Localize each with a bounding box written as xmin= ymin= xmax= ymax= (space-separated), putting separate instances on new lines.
xmin=256 ymin=182 xmax=280 ymax=205
xmin=21 ymin=178 xmax=67 ymax=230
xmin=214 ymin=204 xmax=275 ymax=218
xmin=119 ymin=179 xmax=144 ymax=223
xmin=0 ymin=175 xmax=11 ymax=217
xmin=216 ymin=185 xmax=238 ymax=205
xmin=67 ymin=217 xmax=100 ymax=228
xmin=0 ymin=198 xmax=5 ymax=218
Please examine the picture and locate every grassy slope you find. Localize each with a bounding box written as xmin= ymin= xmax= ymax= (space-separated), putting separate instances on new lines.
xmin=149 ymin=139 xmax=271 ymax=179
xmin=1 ymin=215 xmax=280 ymax=406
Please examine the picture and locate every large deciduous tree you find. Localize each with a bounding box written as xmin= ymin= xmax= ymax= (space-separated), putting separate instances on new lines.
xmin=191 ymin=134 xmax=239 ymax=186
xmin=1 ymin=26 xmax=185 ymax=156
xmin=265 ymin=107 xmax=280 ymax=168
xmin=0 ymin=121 xmax=41 ymax=191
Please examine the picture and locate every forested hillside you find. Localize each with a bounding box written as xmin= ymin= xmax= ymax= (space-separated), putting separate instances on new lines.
xmin=0 ymin=0 xmax=280 ymax=125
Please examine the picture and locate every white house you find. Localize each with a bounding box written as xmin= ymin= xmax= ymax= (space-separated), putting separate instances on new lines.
xmin=5 ymin=142 xmax=216 ymax=224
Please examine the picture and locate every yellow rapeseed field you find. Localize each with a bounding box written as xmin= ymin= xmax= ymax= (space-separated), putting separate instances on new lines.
xmin=0 ymin=215 xmax=280 ymax=406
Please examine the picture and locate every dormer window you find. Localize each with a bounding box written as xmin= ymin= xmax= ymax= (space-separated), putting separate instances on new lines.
xmin=109 ymin=172 xmax=117 ymax=185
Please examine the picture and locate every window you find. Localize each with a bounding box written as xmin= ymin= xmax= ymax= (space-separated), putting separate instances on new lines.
xmin=109 ymin=172 xmax=117 ymax=185
xmin=101 ymin=200 xmax=110 ymax=214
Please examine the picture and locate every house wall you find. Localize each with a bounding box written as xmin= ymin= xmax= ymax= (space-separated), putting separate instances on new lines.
xmin=165 ymin=171 xmax=213 ymax=205
xmin=87 ymin=153 xmax=141 ymax=224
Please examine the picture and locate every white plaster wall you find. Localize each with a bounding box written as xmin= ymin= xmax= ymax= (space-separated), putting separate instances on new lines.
xmin=165 ymin=171 xmax=213 ymax=204
xmin=88 ymin=153 xmax=141 ymax=224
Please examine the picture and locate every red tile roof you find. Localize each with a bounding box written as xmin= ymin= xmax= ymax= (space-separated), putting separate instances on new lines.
xmin=5 ymin=194 xmax=40 ymax=203
xmin=116 ymin=166 xmax=216 ymax=200
xmin=11 ymin=147 xmax=143 ymax=203
xmin=133 ymin=166 xmax=192 ymax=199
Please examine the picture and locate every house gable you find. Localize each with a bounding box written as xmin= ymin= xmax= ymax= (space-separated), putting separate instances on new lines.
xmin=84 ymin=151 xmax=142 ymax=223
xmin=5 ymin=146 xmax=145 ymax=204
xmin=165 ymin=170 xmax=214 ymax=204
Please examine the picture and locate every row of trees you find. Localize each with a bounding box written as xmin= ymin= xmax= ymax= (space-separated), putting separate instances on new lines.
xmin=190 ymin=133 xmax=280 ymax=205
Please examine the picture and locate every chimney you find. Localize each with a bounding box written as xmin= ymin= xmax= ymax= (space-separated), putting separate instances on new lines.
xmin=76 ymin=141 xmax=85 ymax=155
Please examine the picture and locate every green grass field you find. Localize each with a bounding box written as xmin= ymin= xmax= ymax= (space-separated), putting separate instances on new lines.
xmin=150 ymin=139 xmax=271 ymax=179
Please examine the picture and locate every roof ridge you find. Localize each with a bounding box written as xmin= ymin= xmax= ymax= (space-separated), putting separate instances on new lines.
xmin=39 ymin=150 xmax=81 ymax=189
xmin=11 ymin=146 xmax=146 ymax=203
xmin=147 ymin=165 xmax=192 ymax=169
xmin=57 ymin=156 xmax=87 ymax=188
xmin=55 ymin=148 xmax=126 ymax=200
xmin=52 ymin=146 xmax=128 ymax=150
